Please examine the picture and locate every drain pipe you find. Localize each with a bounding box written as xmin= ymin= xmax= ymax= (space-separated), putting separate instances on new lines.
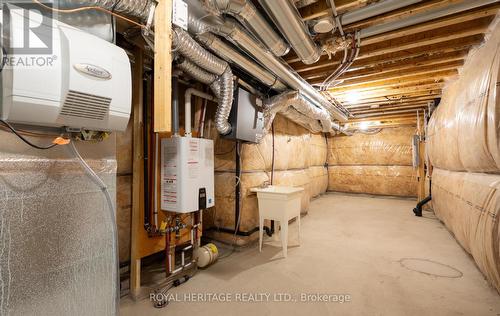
xmin=172 ymin=74 xmax=180 ymax=136
xmin=185 ymin=88 xmax=216 ymax=137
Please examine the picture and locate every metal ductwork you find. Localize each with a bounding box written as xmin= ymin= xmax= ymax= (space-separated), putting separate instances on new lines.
xmin=264 ymin=92 xmax=333 ymax=133
xmin=209 ymin=0 xmax=290 ymax=57
xmin=340 ymin=0 xmax=423 ymax=25
xmin=81 ymin=0 xmax=155 ymax=21
xmin=176 ymin=58 xmax=222 ymax=99
xmin=197 ymin=33 xmax=287 ymax=91
xmin=258 ymin=0 xmax=321 ymax=65
xmin=359 ymin=0 xmax=499 ymax=39
xmin=209 ymin=19 xmax=348 ymax=122
xmin=172 ymin=27 xmax=233 ymax=135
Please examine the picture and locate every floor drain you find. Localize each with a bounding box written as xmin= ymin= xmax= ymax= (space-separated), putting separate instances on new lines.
xmin=399 ymin=258 xmax=463 ymax=278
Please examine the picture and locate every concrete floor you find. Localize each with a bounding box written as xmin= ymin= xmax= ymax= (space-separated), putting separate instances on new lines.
xmin=121 ymin=193 xmax=500 ymax=315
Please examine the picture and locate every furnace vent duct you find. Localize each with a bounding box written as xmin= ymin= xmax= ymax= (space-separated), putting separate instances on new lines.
xmin=79 ymin=0 xmax=155 ymax=21
xmin=208 ymin=0 xmax=290 ymax=57
xmin=258 ymin=0 xmax=321 ymax=64
xmin=264 ymin=91 xmax=333 ymax=133
xmin=176 ymin=58 xmax=222 ymax=99
xmin=197 ymin=33 xmax=287 ymax=91
xmin=172 ymin=27 xmax=233 ymax=135
xmin=209 ymin=19 xmax=348 ymax=122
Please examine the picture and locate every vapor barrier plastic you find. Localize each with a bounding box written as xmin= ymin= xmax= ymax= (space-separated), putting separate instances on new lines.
xmin=427 ymin=23 xmax=500 ymax=173
xmin=432 ymin=168 xmax=500 ymax=293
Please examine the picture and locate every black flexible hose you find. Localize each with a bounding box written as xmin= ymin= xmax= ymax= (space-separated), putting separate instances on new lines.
xmin=0 ymin=120 xmax=58 ymax=150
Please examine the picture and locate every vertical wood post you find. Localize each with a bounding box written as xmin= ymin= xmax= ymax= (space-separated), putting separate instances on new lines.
xmin=154 ymin=0 xmax=172 ymax=133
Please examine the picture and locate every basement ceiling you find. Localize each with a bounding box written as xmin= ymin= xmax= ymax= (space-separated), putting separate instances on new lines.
xmin=285 ymin=0 xmax=500 ymax=119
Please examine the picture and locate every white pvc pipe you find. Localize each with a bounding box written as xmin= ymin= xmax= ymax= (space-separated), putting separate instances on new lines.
xmin=185 ymin=88 xmax=216 ymax=137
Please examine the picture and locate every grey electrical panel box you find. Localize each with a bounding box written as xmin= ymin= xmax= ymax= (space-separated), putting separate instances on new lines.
xmin=224 ymin=87 xmax=265 ymax=143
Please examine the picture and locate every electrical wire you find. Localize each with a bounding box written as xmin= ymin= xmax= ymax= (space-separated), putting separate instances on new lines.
xmin=218 ymin=141 xmax=243 ymax=260
xmin=32 ymin=0 xmax=147 ymax=29
xmin=0 ymin=120 xmax=60 ymax=150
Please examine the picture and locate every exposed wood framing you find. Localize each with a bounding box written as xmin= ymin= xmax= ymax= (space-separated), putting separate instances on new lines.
xmin=286 ymin=1 xmax=499 ymax=118
xmin=154 ymin=0 xmax=172 ymax=133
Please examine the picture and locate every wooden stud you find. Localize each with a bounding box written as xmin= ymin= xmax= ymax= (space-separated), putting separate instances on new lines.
xmin=154 ymin=0 xmax=172 ymax=133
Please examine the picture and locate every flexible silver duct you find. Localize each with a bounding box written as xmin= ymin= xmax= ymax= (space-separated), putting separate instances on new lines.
xmin=176 ymin=58 xmax=222 ymax=99
xmin=50 ymin=1 xmax=113 ymax=42
xmin=209 ymin=19 xmax=348 ymax=122
xmin=77 ymin=0 xmax=155 ymax=21
xmin=208 ymin=0 xmax=290 ymax=56
xmin=172 ymin=27 xmax=233 ymax=135
xmin=264 ymin=92 xmax=333 ymax=133
xmin=173 ymin=27 xmax=228 ymax=75
xmin=197 ymin=33 xmax=287 ymax=91
xmin=258 ymin=0 xmax=321 ymax=64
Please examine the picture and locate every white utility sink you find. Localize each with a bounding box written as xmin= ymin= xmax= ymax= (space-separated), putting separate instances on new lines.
xmin=251 ymin=186 xmax=304 ymax=257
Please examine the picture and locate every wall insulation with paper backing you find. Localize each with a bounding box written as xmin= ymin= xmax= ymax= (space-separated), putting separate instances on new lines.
xmin=427 ymin=22 xmax=500 ymax=173
xmin=427 ymin=23 xmax=500 ymax=293
xmin=327 ymin=126 xmax=418 ymax=196
xmin=0 ymin=133 xmax=117 ymax=315
xmin=431 ymin=168 xmax=500 ymax=293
